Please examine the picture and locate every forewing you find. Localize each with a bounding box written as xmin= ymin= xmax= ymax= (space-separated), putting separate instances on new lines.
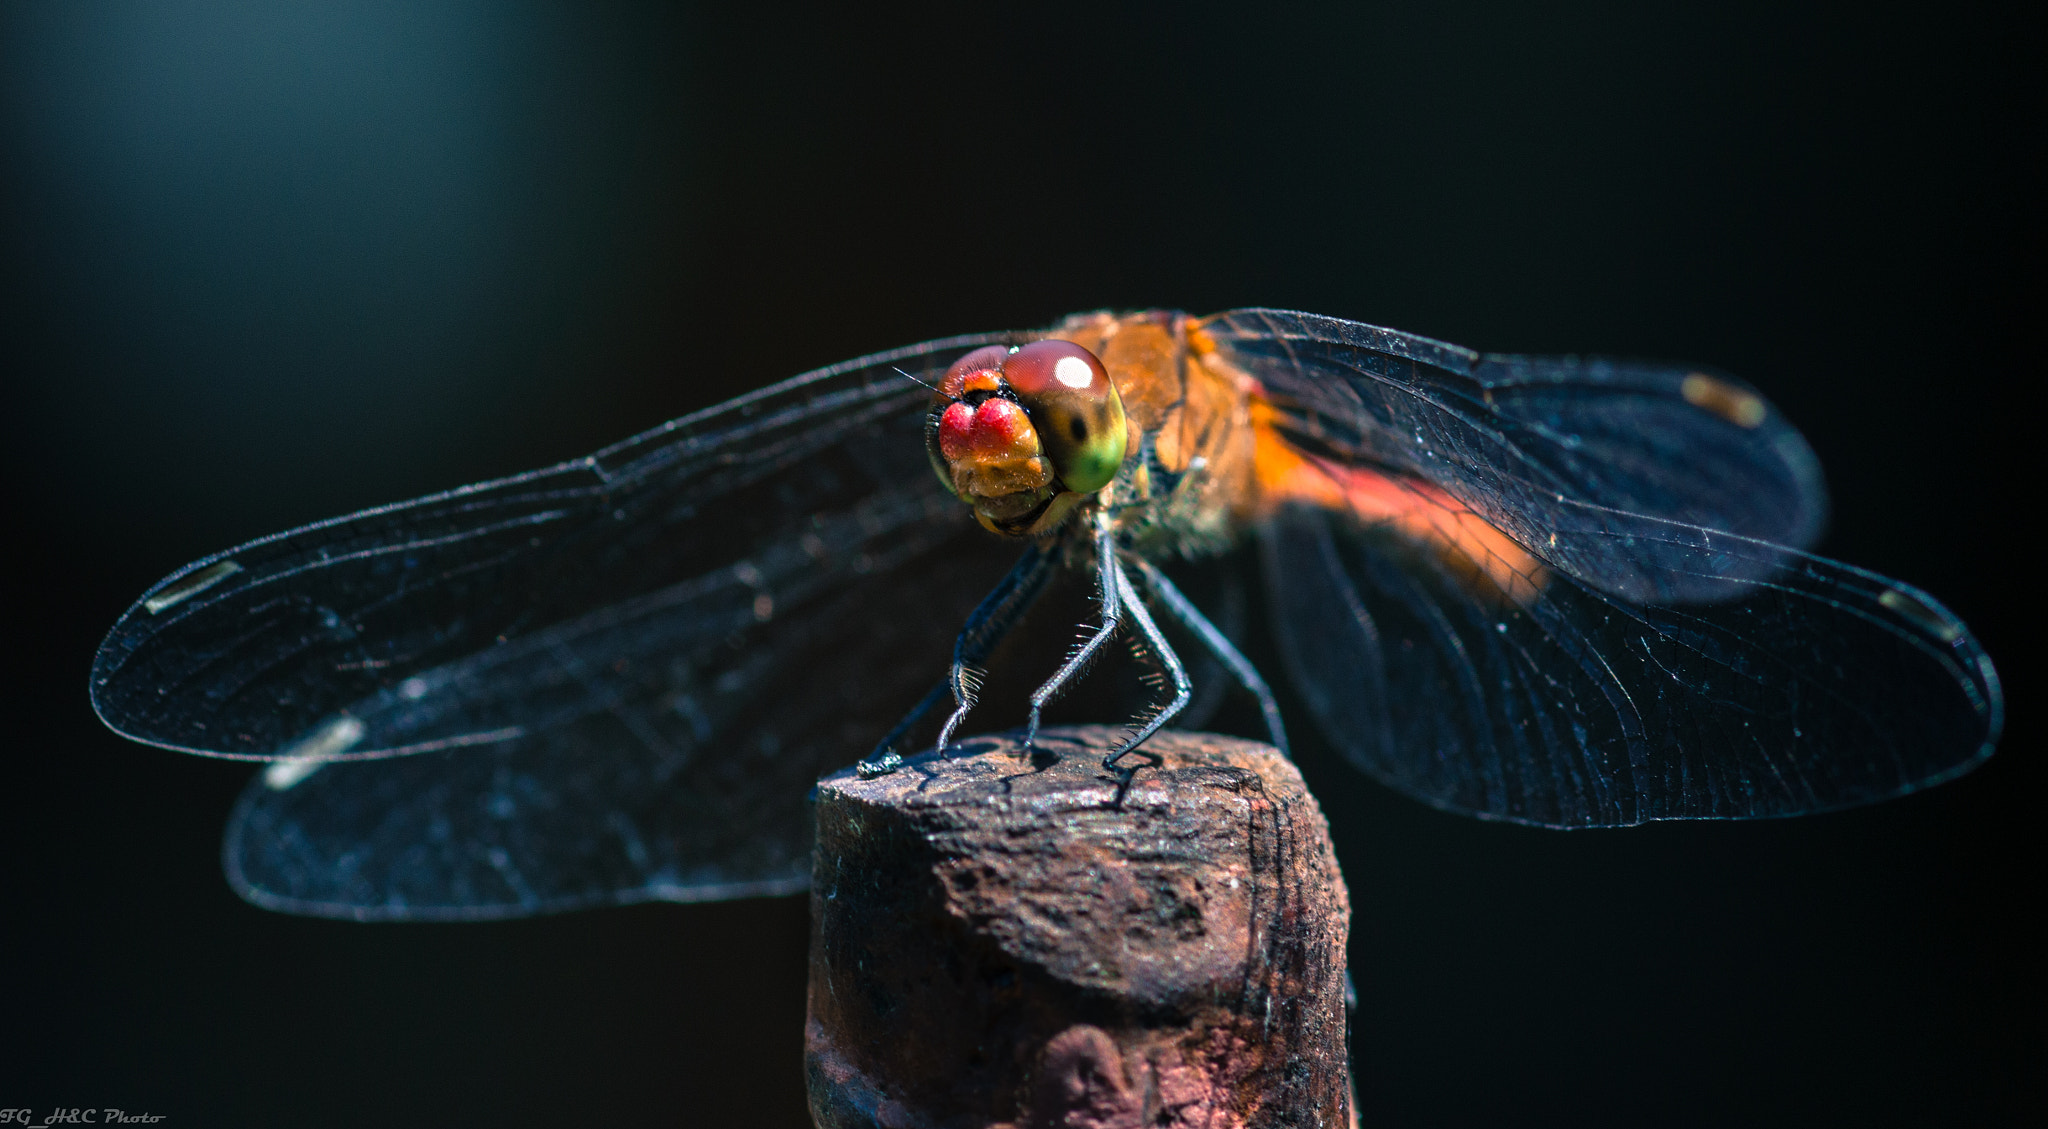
xmin=91 ymin=331 xmax=1016 ymax=760
xmin=1203 ymin=308 xmax=1828 ymax=604
xmin=1261 ymin=505 xmax=2001 ymax=827
xmin=225 ymin=526 xmax=1025 ymax=919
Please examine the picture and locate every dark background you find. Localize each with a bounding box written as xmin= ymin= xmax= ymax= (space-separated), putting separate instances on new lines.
xmin=2 ymin=1 xmax=2037 ymax=1125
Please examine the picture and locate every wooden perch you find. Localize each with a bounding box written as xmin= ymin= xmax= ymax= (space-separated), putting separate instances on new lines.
xmin=805 ymin=725 xmax=1353 ymax=1129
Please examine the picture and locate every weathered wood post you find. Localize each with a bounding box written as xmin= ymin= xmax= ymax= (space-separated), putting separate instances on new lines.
xmin=806 ymin=725 xmax=1353 ymax=1129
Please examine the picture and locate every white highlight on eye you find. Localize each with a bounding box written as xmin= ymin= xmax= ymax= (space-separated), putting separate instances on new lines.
xmin=1053 ymin=355 xmax=1094 ymax=389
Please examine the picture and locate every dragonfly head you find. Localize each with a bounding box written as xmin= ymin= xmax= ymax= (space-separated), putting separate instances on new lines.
xmin=927 ymin=340 xmax=1128 ymax=536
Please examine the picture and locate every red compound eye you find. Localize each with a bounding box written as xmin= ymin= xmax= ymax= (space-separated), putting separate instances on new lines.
xmin=997 ymin=340 xmax=1127 ymax=495
xmin=1000 ymin=340 xmax=1110 ymax=400
xmin=938 ymin=344 xmax=1013 ymax=399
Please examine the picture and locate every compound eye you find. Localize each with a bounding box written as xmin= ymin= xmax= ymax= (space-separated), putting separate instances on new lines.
xmin=1001 ymin=340 xmax=1127 ymax=495
xmin=938 ymin=344 xmax=1013 ymax=399
xmin=926 ymin=344 xmax=1019 ymax=493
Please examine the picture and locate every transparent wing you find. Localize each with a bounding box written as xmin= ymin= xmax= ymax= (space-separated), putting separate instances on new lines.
xmin=90 ymin=330 xmax=1017 ymax=761
xmin=1260 ymin=505 xmax=2001 ymax=827
xmin=225 ymin=529 xmax=1025 ymax=919
xmin=1203 ymin=308 xmax=1828 ymax=604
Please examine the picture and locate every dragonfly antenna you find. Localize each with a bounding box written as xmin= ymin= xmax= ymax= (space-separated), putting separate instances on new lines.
xmin=894 ymin=366 xmax=953 ymax=400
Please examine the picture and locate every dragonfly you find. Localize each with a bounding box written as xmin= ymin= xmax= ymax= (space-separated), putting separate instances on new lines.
xmin=89 ymin=308 xmax=2003 ymax=921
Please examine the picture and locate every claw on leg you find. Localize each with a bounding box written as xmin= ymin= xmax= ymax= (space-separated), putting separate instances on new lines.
xmin=859 ymin=544 xmax=1055 ymax=776
xmin=856 ymin=750 xmax=904 ymax=779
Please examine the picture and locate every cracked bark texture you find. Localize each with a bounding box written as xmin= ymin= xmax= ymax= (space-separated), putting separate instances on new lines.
xmin=806 ymin=726 xmax=1353 ymax=1129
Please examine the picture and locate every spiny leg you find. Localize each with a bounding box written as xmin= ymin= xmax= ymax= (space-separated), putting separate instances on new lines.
xmin=1129 ymin=556 xmax=1290 ymax=757
xmin=1101 ymin=552 xmax=1192 ymax=770
xmin=1020 ymin=517 xmax=1122 ymax=752
xmin=857 ymin=543 xmax=1057 ymax=777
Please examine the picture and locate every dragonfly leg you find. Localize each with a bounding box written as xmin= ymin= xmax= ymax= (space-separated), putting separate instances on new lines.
xmin=1020 ymin=519 xmax=1123 ymax=753
xmin=1101 ymin=553 xmax=1191 ymax=770
xmin=1129 ymin=556 xmax=1290 ymax=758
xmin=859 ymin=542 xmax=1057 ymax=777
xmin=1166 ymin=570 xmax=1239 ymax=733
xmin=856 ymin=677 xmax=953 ymax=777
